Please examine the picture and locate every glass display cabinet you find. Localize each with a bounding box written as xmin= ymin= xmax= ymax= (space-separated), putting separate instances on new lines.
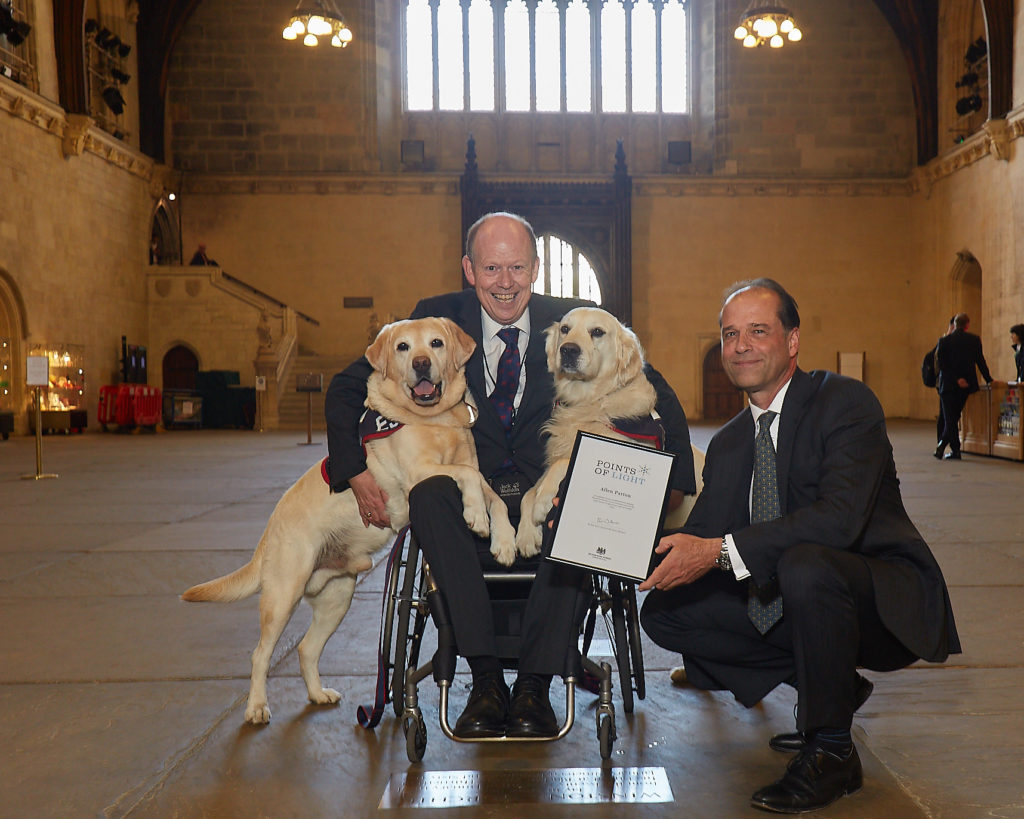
xmin=27 ymin=343 xmax=88 ymax=434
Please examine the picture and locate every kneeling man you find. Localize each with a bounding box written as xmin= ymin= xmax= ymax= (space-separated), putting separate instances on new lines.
xmin=639 ymin=278 xmax=960 ymax=814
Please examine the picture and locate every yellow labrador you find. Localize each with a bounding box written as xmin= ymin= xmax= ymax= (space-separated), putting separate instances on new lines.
xmin=182 ymin=317 xmax=515 ymax=724
xmin=515 ymin=307 xmax=659 ymax=555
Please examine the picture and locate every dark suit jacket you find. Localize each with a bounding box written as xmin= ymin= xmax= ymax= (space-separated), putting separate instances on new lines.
xmin=325 ymin=288 xmax=695 ymax=496
xmin=680 ymin=368 xmax=960 ymax=663
xmin=936 ymin=329 xmax=991 ymax=394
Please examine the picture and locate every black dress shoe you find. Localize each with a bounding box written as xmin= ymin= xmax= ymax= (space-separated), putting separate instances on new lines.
xmin=454 ymin=675 xmax=509 ymax=738
xmin=933 ymin=444 xmax=945 ymax=459
xmin=506 ymin=675 xmax=558 ymax=738
xmin=769 ymin=675 xmax=873 ymax=753
xmin=751 ymin=743 xmax=862 ymax=813
xmin=944 ymin=451 xmax=962 ymax=460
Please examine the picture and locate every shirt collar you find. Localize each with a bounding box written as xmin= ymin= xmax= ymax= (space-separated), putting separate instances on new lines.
xmin=749 ymin=377 xmax=792 ymax=427
xmin=481 ymin=307 xmax=531 ymax=343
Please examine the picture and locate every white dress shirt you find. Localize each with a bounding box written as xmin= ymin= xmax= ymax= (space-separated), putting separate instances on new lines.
xmin=724 ymin=378 xmax=791 ymax=580
xmin=480 ymin=308 xmax=530 ymax=412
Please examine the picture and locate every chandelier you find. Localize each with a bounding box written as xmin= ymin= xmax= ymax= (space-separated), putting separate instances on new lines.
xmin=734 ymin=2 xmax=802 ymax=49
xmin=282 ymin=0 xmax=353 ymax=48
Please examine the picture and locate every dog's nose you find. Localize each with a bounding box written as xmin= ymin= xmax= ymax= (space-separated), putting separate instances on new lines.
xmin=559 ymin=343 xmax=581 ymax=368
xmin=412 ymin=356 xmax=431 ymax=374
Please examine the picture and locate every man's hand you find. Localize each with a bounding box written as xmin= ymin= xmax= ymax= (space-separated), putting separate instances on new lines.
xmin=350 ymin=469 xmax=390 ymax=528
xmin=638 ymin=533 xmax=721 ymax=592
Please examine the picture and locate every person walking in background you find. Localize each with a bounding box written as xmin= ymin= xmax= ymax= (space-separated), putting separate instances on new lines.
xmin=935 ymin=312 xmax=993 ymax=460
xmin=1010 ymin=324 xmax=1024 ymax=382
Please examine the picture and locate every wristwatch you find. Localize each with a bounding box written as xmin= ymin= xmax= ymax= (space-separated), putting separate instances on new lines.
xmin=715 ymin=536 xmax=732 ymax=572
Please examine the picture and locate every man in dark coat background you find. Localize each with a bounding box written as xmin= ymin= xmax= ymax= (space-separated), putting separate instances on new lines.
xmin=935 ymin=312 xmax=992 ymax=460
xmin=639 ymin=279 xmax=960 ymax=814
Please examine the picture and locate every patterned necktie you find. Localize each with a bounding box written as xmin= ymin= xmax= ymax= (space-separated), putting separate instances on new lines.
xmin=748 ymin=410 xmax=784 ymax=634
xmin=490 ymin=327 xmax=521 ymax=431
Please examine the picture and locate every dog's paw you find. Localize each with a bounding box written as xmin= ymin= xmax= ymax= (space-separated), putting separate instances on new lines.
xmin=490 ymin=538 xmax=517 ymax=567
xmin=463 ymin=504 xmax=491 ymax=539
xmin=309 ymin=687 xmax=341 ymax=706
xmin=514 ymin=525 xmax=543 ymax=559
xmin=245 ymin=702 xmax=272 ymax=725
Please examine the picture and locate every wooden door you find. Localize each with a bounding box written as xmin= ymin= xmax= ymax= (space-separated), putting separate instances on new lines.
xmin=702 ymin=346 xmax=745 ymax=420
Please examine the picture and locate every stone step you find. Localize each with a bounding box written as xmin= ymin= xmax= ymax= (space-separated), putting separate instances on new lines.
xmin=277 ymin=355 xmax=356 ymax=430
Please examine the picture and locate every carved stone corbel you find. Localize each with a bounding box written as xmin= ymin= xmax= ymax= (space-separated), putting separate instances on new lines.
xmin=983 ymin=118 xmax=1012 ymax=161
xmin=148 ymin=163 xmax=176 ymax=200
xmin=62 ymin=114 xmax=94 ymax=159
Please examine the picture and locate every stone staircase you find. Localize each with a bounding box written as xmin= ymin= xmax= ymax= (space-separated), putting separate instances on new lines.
xmin=276 ymin=354 xmax=355 ymax=430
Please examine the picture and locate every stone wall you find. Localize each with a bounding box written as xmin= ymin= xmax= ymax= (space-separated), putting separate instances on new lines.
xmin=0 ymin=86 xmax=155 ymax=435
xmin=714 ymin=0 xmax=916 ymax=177
xmin=167 ymin=0 xmax=374 ymax=174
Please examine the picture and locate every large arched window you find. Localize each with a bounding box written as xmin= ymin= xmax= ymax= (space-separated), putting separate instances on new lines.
xmin=404 ymin=0 xmax=688 ymax=114
xmin=533 ymin=235 xmax=602 ymax=303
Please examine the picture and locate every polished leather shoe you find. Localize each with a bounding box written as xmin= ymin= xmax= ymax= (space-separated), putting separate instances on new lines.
xmin=670 ymin=665 xmax=688 ymax=686
xmin=944 ymin=451 xmax=962 ymax=460
xmin=506 ymin=675 xmax=558 ymax=738
xmin=454 ymin=675 xmax=509 ymax=738
xmin=751 ymin=744 xmax=862 ymax=813
xmin=933 ymin=444 xmax=945 ymax=459
xmin=769 ymin=675 xmax=873 ymax=753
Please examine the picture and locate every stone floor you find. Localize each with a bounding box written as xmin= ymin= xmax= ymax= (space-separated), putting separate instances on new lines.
xmin=0 ymin=420 xmax=1021 ymax=818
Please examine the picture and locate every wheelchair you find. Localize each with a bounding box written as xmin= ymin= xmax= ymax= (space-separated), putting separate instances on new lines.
xmin=370 ymin=528 xmax=646 ymax=762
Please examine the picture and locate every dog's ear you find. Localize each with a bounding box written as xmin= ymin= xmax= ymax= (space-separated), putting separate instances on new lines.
xmin=445 ymin=320 xmax=477 ymax=368
xmin=545 ymin=319 xmax=562 ymax=372
xmin=365 ymin=323 xmax=393 ymax=377
xmin=615 ymin=325 xmax=646 ymax=387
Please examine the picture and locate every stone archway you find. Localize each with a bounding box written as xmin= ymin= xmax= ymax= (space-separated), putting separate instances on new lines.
xmin=0 ymin=269 xmax=29 ymax=435
xmin=702 ymin=344 xmax=744 ymax=420
xmin=950 ymin=250 xmax=983 ymax=336
xmin=162 ymin=344 xmax=199 ymax=390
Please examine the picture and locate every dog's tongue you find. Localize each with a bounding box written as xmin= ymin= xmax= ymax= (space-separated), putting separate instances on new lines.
xmin=413 ymin=379 xmax=436 ymax=397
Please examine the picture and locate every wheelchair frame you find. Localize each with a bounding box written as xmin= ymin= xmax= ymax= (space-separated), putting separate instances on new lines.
xmin=375 ymin=531 xmax=646 ymax=761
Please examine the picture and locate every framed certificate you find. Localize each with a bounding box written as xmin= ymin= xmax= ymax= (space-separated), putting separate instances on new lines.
xmin=547 ymin=431 xmax=676 ymax=582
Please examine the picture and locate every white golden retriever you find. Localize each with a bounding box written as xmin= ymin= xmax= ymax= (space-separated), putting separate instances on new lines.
xmin=515 ymin=307 xmax=660 ymax=555
xmin=182 ymin=317 xmax=515 ymax=724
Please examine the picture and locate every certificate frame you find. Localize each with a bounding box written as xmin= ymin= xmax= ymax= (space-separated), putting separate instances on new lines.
xmin=546 ymin=431 xmax=676 ymax=583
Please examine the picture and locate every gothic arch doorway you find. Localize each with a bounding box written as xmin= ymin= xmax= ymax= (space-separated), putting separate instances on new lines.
xmin=0 ymin=269 xmax=29 ymax=434
xmin=150 ymin=198 xmax=181 ymax=265
xmin=950 ymin=251 xmax=982 ymax=336
xmin=162 ymin=344 xmax=198 ymax=390
xmin=702 ymin=344 xmax=744 ymax=420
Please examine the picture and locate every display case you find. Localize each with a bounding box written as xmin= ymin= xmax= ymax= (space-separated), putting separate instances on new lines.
xmin=27 ymin=343 xmax=88 ymax=434
xmin=992 ymin=382 xmax=1023 ymax=461
xmin=960 ymin=383 xmax=1023 ymax=461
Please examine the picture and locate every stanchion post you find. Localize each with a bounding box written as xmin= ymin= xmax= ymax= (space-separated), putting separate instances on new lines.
xmin=295 ymin=372 xmax=321 ymax=446
xmin=22 ymin=385 xmax=59 ymax=481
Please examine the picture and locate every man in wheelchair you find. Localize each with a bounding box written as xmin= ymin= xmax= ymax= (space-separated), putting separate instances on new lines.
xmin=326 ymin=212 xmax=695 ymax=738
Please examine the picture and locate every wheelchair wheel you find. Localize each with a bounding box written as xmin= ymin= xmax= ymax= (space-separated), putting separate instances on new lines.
xmin=598 ymin=713 xmax=615 ymax=760
xmin=609 ymin=585 xmax=634 ymax=714
xmin=404 ymin=715 xmax=427 ymax=762
xmin=387 ymin=537 xmax=425 ymax=717
xmin=623 ymin=583 xmax=646 ymax=701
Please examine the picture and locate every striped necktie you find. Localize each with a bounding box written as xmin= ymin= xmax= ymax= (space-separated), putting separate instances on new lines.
xmin=490 ymin=327 xmax=520 ymax=431
xmin=748 ymin=410 xmax=784 ymax=634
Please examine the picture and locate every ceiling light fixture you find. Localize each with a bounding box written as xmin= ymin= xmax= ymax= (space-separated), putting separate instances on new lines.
xmin=733 ymin=1 xmax=802 ymax=49
xmin=282 ymin=0 xmax=353 ymax=48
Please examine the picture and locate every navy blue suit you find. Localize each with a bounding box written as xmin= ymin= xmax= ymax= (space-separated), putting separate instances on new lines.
xmin=325 ymin=288 xmax=695 ymax=675
xmin=641 ymin=369 xmax=960 ymax=730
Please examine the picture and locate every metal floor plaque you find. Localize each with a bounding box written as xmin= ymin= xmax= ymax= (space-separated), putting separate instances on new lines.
xmin=378 ymin=767 xmax=673 ymax=809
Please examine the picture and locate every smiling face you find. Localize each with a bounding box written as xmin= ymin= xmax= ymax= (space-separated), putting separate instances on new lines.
xmin=720 ymin=287 xmax=799 ymax=409
xmin=462 ymin=216 xmax=539 ymax=325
